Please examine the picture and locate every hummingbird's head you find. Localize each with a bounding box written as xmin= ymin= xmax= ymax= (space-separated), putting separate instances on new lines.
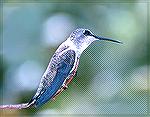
xmin=68 ymin=28 xmax=122 ymax=53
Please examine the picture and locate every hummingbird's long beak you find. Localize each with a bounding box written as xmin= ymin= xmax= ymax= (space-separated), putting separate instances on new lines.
xmin=92 ymin=35 xmax=123 ymax=44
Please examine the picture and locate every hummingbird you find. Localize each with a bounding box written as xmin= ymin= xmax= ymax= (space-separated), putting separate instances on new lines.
xmin=0 ymin=28 xmax=122 ymax=109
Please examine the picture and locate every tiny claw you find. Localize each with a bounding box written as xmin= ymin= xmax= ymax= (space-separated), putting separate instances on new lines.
xmin=52 ymin=97 xmax=56 ymax=101
xmin=63 ymin=85 xmax=68 ymax=90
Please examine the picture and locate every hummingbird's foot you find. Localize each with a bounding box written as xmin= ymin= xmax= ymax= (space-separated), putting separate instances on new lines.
xmin=52 ymin=85 xmax=68 ymax=101
xmin=52 ymin=89 xmax=61 ymax=100
xmin=62 ymin=85 xmax=68 ymax=90
xmin=52 ymin=97 xmax=56 ymax=101
xmin=61 ymin=83 xmax=68 ymax=90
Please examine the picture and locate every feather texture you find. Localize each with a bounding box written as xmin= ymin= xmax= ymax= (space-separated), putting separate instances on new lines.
xmin=30 ymin=49 xmax=76 ymax=107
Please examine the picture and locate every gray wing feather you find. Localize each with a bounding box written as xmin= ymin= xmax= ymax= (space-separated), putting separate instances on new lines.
xmin=29 ymin=46 xmax=76 ymax=107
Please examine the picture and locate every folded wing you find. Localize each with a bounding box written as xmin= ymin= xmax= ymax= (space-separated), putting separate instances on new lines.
xmin=30 ymin=49 xmax=76 ymax=107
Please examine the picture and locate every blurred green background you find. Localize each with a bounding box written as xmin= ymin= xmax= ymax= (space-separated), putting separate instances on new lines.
xmin=0 ymin=0 xmax=149 ymax=116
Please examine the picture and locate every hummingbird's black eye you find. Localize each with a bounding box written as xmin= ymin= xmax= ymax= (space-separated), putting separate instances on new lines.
xmin=83 ymin=30 xmax=91 ymax=36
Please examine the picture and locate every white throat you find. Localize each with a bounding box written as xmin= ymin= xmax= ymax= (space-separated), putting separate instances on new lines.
xmin=76 ymin=36 xmax=96 ymax=55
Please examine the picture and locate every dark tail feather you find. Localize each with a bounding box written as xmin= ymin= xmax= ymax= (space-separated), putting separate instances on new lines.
xmin=0 ymin=100 xmax=35 ymax=109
